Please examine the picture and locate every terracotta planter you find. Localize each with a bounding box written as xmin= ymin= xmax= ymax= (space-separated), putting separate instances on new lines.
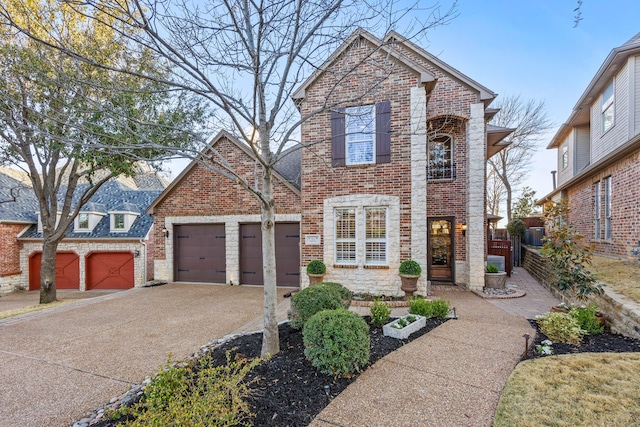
xmin=400 ymin=274 xmax=419 ymax=300
xmin=484 ymin=272 xmax=507 ymax=290
xmin=307 ymin=273 xmax=325 ymax=286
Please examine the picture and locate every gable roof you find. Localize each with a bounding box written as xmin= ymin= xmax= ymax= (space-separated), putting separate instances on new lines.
xmin=292 ymin=28 xmax=497 ymax=106
xmin=548 ymin=32 xmax=640 ymax=149
xmin=147 ymin=131 xmax=301 ymax=214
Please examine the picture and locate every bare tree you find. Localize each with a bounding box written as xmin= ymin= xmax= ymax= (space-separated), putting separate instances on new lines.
xmin=486 ymin=168 xmax=505 ymax=218
xmin=5 ymin=0 xmax=457 ymax=356
xmin=0 ymin=2 xmax=204 ymax=303
xmin=487 ymin=95 xmax=553 ymax=223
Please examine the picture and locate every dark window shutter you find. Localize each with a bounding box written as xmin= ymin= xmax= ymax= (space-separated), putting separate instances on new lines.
xmin=331 ymin=109 xmax=346 ymax=167
xmin=376 ymin=101 xmax=391 ymax=164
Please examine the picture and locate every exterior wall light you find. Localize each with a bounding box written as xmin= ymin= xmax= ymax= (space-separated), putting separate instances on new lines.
xmin=162 ymin=225 xmax=169 ymax=238
xmin=461 ymin=222 xmax=467 ymax=236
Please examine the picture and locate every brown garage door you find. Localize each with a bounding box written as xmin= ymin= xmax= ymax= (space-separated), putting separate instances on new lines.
xmin=240 ymin=223 xmax=300 ymax=286
xmin=174 ymin=224 xmax=226 ymax=283
xmin=29 ymin=251 xmax=80 ymax=291
xmin=86 ymin=252 xmax=134 ymax=290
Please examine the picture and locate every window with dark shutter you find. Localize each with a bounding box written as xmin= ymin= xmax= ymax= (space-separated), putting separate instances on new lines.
xmin=331 ymin=102 xmax=391 ymax=167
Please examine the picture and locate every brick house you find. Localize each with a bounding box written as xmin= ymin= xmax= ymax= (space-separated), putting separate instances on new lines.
xmin=147 ymin=131 xmax=302 ymax=286
xmin=539 ymin=33 xmax=640 ymax=259
xmin=0 ymin=166 xmax=165 ymax=294
xmin=149 ymin=29 xmax=512 ymax=293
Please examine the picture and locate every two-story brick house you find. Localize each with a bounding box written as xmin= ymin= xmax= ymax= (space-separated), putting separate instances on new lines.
xmin=149 ymin=29 xmax=512 ymax=294
xmin=540 ymin=33 xmax=640 ymax=258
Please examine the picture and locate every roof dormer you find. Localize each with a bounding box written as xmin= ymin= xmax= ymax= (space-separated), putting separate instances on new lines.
xmin=108 ymin=202 xmax=140 ymax=233
xmin=74 ymin=203 xmax=107 ymax=233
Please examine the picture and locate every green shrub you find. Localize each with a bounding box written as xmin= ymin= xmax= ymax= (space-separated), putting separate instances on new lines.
xmin=369 ymin=298 xmax=391 ymax=326
xmin=571 ymin=304 xmax=604 ymax=334
xmin=536 ymin=312 xmax=585 ymax=345
xmin=306 ymin=260 xmax=326 ymax=275
xmin=408 ymin=296 xmax=432 ymax=317
xmin=399 ymin=260 xmax=422 ymax=276
xmin=485 ymin=263 xmax=499 ymax=273
xmin=506 ymin=218 xmax=526 ymax=237
xmin=288 ymin=282 xmax=351 ymax=329
xmin=408 ymin=297 xmax=450 ymax=318
xmin=303 ymin=309 xmax=370 ymax=377
xmin=430 ymin=298 xmax=451 ymax=319
xmin=119 ymin=352 xmax=258 ymax=426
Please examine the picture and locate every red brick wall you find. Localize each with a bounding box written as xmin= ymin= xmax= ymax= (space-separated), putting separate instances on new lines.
xmin=152 ymin=136 xmax=301 ymax=259
xmin=566 ymin=148 xmax=640 ymax=258
xmin=0 ymin=223 xmax=25 ymax=276
xmin=299 ymin=36 xmax=479 ymax=265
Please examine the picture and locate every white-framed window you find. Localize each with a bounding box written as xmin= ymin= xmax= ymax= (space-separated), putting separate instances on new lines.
xmin=594 ymin=182 xmax=601 ymax=239
xmin=345 ymin=105 xmax=375 ymax=165
xmin=365 ymin=207 xmax=387 ymax=265
xmin=602 ymin=79 xmax=614 ymax=133
xmin=109 ymin=211 xmax=138 ymax=232
xmin=335 ymin=208 xmax=357 ymax=264
xmin=561 ymin=144 xmax=569 ymax=169
xmin=77 ymin=213 xmax=90 ymax=230
xmin=428 ymin=134 xmax=453 ymax=180
xmin=604 ymin=176 xmax=612 ymax=239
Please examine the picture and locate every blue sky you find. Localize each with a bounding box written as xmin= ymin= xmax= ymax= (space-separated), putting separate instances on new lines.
xmin=417 ymin=0 xmax=640 ymax=203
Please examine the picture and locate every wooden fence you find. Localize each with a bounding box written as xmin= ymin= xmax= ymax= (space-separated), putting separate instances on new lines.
xmin=488 ymin=239 xmax=512 ymax=276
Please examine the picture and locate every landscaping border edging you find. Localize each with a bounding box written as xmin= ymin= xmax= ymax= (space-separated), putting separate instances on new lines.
xmin=522 ymin=246 xmax=640 ymax=339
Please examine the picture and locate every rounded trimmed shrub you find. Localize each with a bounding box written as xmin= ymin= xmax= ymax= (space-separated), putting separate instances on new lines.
xmin=408 ymin=296 xmax=432 ymax=317
xmin=536 ymin=311 xmax=585 ymax=345
xmin=306 ymin=260 xmax=326 ymax=275
xmin=507 ymin=218 xmax=527 ymax=237
xmin=399 ymin=259 xmax=422 ymax=276
xmin=288 ymin=282 xmax=351 ymax=330
xmin=303 ymin=309 xmax=370 ymax=377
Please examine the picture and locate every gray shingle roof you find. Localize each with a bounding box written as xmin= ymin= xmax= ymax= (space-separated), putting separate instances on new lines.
xmin=0 ymin=167 xmax=165 ymax=239
xmin=0 ymin=171 xmax=39 ymax=223
xmin=274 ymin=145 xmax=302 ymax=190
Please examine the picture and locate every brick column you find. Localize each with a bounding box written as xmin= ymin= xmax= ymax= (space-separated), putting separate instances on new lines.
xmin=410 ymin=86 xmax=429 ymax=294
xmin=466 ymin=103 xmax=486 ymax=291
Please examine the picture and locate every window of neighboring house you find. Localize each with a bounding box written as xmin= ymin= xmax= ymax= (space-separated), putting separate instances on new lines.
xmin=345 ymin=105 xmax=375 ymax=165
xmin=594 ymin=182 xmax=601 ymax=239
xmin=428 ymin=134 xmax=453 ymax=180
xmin=365 ymin=207 xmax=387 ymax=265
xmin=602 ymin=79 xmax=614 ymax=133
xmin=331 ymin=101 xmax=391 ymax=167
xmin=77 ymin=213 xmax=90 ymax=230
xmin=335 ymin=208 xmax=357 ymax=264
xmin=604 ymin=176 xmax=612 ymax=239
xmin=113 ymin=213 xmax=126 ymax=231
xmin=561 ymin=145 xmax=569 ymax=169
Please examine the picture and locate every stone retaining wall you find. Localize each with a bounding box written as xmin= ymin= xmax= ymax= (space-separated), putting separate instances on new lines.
xmin=522 ymin=246 xmax=640 ymax=339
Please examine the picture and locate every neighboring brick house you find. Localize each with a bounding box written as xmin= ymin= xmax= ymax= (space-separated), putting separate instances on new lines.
xmin=147 ymin=131 xmax=302 ymax=287
xmin=539 ymin=33 xmax=640 ymax=259
xmin=0 ymin=166 xmax=165 ymax=294
xmin=149 ymin=29 xmax=512 ymax=293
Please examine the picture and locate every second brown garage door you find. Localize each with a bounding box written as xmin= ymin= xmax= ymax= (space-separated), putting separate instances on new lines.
xmin=240 ymin=223 xmax=300 ymax=286
xmin=174 ymin=224 xmax=226 ymax=283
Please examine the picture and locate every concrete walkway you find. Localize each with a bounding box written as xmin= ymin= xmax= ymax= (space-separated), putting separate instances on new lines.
xmin=310 ymin=267 xmax=560 ymax=427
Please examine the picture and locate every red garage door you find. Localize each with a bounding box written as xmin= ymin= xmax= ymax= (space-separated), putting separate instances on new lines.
xmin=29 ymin=252 xmax=80 ymax=291
xmin=86 ymin=252 xmax=134 ymax=290
xmin=240 ymin=223 xmax=300 ymax=286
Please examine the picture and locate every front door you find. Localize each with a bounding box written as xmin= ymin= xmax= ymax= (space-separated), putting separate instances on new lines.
xmin=428 ymin=218 xmax=454 ymax=282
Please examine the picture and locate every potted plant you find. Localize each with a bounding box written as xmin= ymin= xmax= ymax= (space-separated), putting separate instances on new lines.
xmin=399 ymin=259 xmax=421 ymax=300
xmin=306 ymin=260 xmax=326 ymax=286
xmin=484 ymin=263 xmax=507 ymax=290
xmin=383 ymin=314 xmax=427 ymax=339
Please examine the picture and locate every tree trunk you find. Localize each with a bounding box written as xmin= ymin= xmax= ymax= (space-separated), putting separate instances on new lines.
xmin=260 ymin=171 xmax=280 ymax=357
xmin=39 ymin=238 xmax=59 ymax=304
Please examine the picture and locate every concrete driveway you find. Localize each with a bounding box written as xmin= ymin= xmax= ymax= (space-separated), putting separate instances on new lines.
xmin=0 ymin=284 xmax=289 ymax=427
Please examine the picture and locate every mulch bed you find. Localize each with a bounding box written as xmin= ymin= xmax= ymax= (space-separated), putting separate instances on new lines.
xmin=92 ymin=317 xmax=447 ymax=427
xmin=524 ymin=319 xmax=640 ymax=360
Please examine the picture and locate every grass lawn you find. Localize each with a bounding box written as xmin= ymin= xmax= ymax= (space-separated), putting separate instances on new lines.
xmin=589 ymin=255 xmax=640 ymax=303
xmin=494 ymin=352 xmax=640 ymax=426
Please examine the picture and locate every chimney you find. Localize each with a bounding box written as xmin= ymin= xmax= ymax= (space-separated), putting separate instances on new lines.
xmin=551 ymin=170 xmax=557 ymax=190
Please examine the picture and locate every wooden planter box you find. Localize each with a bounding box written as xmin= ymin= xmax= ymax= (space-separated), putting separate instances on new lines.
xmin=383 ymin=314 xmax=427 ymax=339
